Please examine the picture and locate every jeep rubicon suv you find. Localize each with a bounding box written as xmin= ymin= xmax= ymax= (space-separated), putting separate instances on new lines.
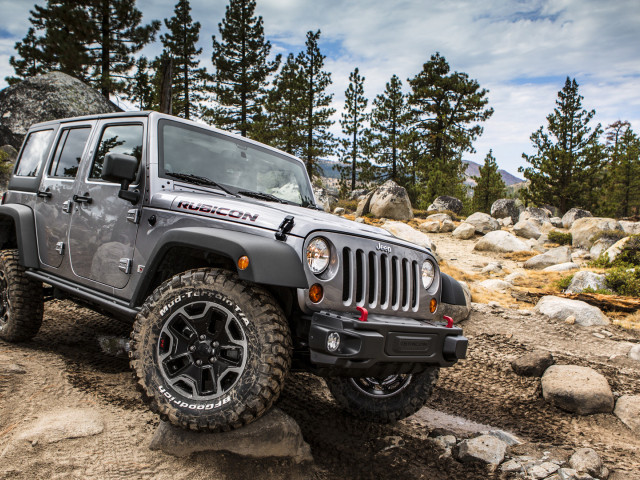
xmin=0 ymin=111 xmax=467 ymax=431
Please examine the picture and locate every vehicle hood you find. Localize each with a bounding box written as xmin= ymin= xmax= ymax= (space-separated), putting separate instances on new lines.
xmin=150 ymin=189 xmax=431 ymax=253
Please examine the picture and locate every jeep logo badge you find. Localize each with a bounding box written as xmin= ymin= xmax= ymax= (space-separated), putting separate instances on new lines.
xmin=376 ymin=242 xmax=391 ymax=253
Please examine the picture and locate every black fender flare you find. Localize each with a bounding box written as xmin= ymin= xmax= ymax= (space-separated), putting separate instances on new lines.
xmin=131 ymin=227 xmax=308 ymax=307
xmin=0 ymin=204 xmax=39 ymax=268
xmin=440 ymin=272 xmax=467 ymax=306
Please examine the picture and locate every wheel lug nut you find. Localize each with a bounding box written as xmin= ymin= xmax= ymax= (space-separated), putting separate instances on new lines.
xmin=189 ymin=345 xmax=196 ymax=352
xmin=199 ymin=335 xmax=206 ymax=341
xmin=195 ymin=360 xmax=203 ymax=366
xmin=212 ymin=341 xmax=219 ymax=347
xmin=209 ymin=357 xmax=216 ymax=363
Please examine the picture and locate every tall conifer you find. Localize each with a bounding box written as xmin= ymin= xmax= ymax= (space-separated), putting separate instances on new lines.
xmin=472 ymin=150 xmax=506 ymax=213
xmin=338 ymin=68 xmax=368 ymax=192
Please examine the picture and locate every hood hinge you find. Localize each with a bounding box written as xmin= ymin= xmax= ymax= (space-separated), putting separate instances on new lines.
xmin=275 ymin=215 xmax=294 ymax=241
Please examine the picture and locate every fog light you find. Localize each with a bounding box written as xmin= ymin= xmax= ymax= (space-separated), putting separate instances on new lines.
xmin=237 ymin=256 xmax=250 ymax=270
xmin=430 ymin=298 xmax=437 ymax=313
xmin=309 ymin=284 xmax=323 ymax=303
xmin=327 ymin=332 xmax=340 ymax=352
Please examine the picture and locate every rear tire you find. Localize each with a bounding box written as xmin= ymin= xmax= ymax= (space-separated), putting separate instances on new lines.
xmin=130 ymin=268 xmax=292 ymax=431
xmin=0 ymin=249 xmax=43 ymax=342
xmin=326 ymin=367 xmax=439 ymax=423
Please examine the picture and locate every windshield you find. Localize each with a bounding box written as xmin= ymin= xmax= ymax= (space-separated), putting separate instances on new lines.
xmin=158 ymin=120 xmax=315 ymax=207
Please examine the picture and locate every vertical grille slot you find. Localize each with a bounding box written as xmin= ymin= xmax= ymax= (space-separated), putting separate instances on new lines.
xmin=411 ymin=261 xmax=419 ymax=309
xmin=355 ymin=249 xmax=365 ymax=304
xmin=391 ymin=256 xmax=399 ymax=308
xmin=380 ymin=254 xmax=388 ymax=308
xmin=368 ymin=252 xmax=377 ymax=306
xmin=342 ymin=247 xmax=351 ymax=302
xmin=401 ymin=258 xmax=409 ymax=308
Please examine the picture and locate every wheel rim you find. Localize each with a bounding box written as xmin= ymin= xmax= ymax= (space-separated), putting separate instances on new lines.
xmin=349 ymin=374 xmax=413 ymax=398
xmin=0 ymin=270 xmax=9 ymax=332
xmin=157 ymin=301 xmax=248 ymax=401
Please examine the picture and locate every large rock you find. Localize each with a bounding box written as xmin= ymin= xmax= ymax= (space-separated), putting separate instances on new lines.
xmin=149 ymin=408 xmax=313 ymax=462
xmin=629 ymin=345 xmax=640 ymax=362
xmin=614 ymin=395 xmax=640 ymax=435
xmin=452 ymin=222 xmax=476 ymax=240
xmin=570 ymin=217 xmax=624 ymax=249
xmin=569 ymin=448 xmax=608 ymax=479
xmin=519 ymin=207 xmax=551 ymax=225
xmin=541 ymin=365 xmax=614 ymax=415
xmin=513 ymin=220 xmax=542 ymax=239
xmin=491 ymin=198 xmax=520 ymax=223
xmin=534 ymin=296 xmax=609 ymax=326
xmin=590 ymin=237 xmax=618 ymax=259
xmin=419 ymin=213 xmax=455 ymax=233
xmin=381 ymin=221 xmax=434 ymax=251
xmin=511 ymin=350 xmax=554 ymax=377
xmin=479 ymin=279 xmax=512 ymax=292
xmin=441 ymin=280 xmax=471 ymax=322
xmin=0 ymin=72 xmax=119 ymax=149
xmin=16 ymin=408 xmax=104 ymax=444
xmin=474 ymin=231 xmax=529 ymax=253
xmin=604 ymin=235 xmax=639 ymax=263
xmin=543 ymin=262 xmax=580 ymax=272
xmin=313 ymin=186 xmax=338 ymax=213
xmin=427 ymin=195 xmax=463 ymax=215
xmin=455 ymin=434 xmax=507 ymax=465
xmin=465 ymin=212 xmax=500 ymax=234
xmin=366 ymin=180 xmax=413 ymax=220
xmin=619 ymin=220 xmax=640 ymax=235
xmin=565 ymin=271 xmax=607 ymax=294
xmin=524 ymin=246 xmax=572 ymax=269
xmin=355 ymin=190 xmax=374 ymax=216
xmin=562 ymin=208 xmax=593 ymax=229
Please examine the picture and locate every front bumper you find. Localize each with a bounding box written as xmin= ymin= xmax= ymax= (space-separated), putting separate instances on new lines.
xmin=308 ymin=310 xmax=467 ymax=373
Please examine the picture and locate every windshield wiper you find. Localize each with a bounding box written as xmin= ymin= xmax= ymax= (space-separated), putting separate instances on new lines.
xmin=166 ymin=172 xmax=239 ymax=197
xmin=237 ymin=190 xmax=291 ymax=205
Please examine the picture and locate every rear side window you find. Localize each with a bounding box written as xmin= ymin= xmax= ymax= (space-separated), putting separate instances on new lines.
xmin=14 ymin=129 xmax=54 ymax=177
xmin=89 ymin=124 xmax=143 ymax=180
xmin=49 ymin=127 xmax=92 ymax=179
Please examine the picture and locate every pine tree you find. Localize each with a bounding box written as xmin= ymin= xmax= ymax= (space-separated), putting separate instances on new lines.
xmin=408 ymin=52 xmax=493 ymax=206
xmin=519 ymin=77 xmax=606 ymax=213
xmin=472 ymin=150 xmax=506 ymax=213
xmin=252 ymin=53 xmax=306 ymax=155
xmin=7 ymin=28 xmax=47 ymax=85
xmin=86 ymin=0 xmax=160 ymax=98
xmin=128 ymin=56 xmax=155 ymax=110
xmin=338 ymin=68 xmax=368 ymax=192
xmin=210 ymin=0 xmax=279 ymax=136
xmin=364 ymin=74 xmax=410 ymax=185
xmin=297 ymin=30 xmax=336 ymax=178
xmin=161 ymin=0 xmax=209 ymax=119
xmin=604 ymin=122 xmax=640 ymax=217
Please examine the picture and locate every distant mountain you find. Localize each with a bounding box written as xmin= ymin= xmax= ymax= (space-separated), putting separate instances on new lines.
xmin=463 ymin=160 xmax=523 ymax=186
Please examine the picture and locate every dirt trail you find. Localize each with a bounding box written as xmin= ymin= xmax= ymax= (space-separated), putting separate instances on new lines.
xmin=1 ymin=298 xmax=639 ymax=479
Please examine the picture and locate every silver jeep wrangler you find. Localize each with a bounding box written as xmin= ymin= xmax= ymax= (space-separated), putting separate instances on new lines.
xmin=0 ymin=111 xmax=467 ymax=430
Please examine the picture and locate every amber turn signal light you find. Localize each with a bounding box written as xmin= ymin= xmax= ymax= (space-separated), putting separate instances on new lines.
xmin=309 ymin=284 xmax=324 ymax=303
xmin=429 ymin=298 xmax=437 ymax=313
xmin=237 ymin=256 xmax=250 ymax=270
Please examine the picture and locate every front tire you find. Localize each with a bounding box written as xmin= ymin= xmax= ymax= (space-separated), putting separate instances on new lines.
xmin=326 ymin=367 xmax=439 ymax=423
xmin=130 ymin=268 xmax=291 ymax=431
xmin=0 ymin=249 xmax=43 ymax=342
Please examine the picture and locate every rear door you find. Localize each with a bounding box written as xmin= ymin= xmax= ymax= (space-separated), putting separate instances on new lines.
xmin=34 ymin=122 xmax=94 ymax=268
xmin=68 ymin=118 xmax=146 ymax=290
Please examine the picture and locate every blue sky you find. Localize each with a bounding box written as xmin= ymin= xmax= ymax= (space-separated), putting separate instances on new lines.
xmin=1 ymin=0 xmax=639 ymax=177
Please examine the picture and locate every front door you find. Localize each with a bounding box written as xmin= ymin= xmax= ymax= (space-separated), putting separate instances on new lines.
xmin=35 ymin=123 xmax=94 ymax=268
xmin=68 ymin=119 xmax=146 ymax=289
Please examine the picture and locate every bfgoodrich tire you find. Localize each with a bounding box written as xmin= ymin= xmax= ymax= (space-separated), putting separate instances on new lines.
xmin=130 ymin=268 xmax=291 ymax=431
xmin=0 ymin=249 xmax=43 ymax=342
xmin=326 ymin=367 xmax=439 ymax=423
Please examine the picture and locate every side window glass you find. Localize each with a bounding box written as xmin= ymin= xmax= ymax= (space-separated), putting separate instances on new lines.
xmin=89 ymin=124 xmax=143 ymax=180
xmin=49 ymin=127 xmax=91 ymax=179
xmin=14 ymin=129 xmax=54 ymax=177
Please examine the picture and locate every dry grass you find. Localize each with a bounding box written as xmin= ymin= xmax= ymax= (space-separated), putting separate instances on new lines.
xmin=613 ymin=310 xmax=640 ymax=330
xmin=335 ymin=199 xmax=359 ymax=212
xmin=503 ymin=251 xmax=539 ymax=261
xmin=439 ymin=261 xmax=483 ymax=284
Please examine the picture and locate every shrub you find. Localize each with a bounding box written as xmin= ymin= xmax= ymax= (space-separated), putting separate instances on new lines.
xmin=335 ymin=199 xmax=359 ymax=212
xmin=605 ymin=267 xmax=640 ymax=297
xmin=547 ymin=230 xmax=572 ymax=245
xmin=554 ymin=274 xmax=574 ymax=291
xmin=591 ymin=229 xmax=626 ymax=244
xmin=589 ymin=234 xmax=640 ymax=269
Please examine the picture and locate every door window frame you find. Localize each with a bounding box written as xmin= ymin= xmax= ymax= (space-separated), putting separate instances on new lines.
xmin=43 ymin=124 xmax=94 ymax=183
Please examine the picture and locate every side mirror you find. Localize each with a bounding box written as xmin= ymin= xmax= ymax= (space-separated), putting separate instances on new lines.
xmin=101 ymin=153 xmax=140 ymax=204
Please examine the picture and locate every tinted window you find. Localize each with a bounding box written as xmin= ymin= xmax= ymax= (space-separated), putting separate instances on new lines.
xmin=89 ymin=124 xmax=143 ymax=180
xmin=14 ymin=129 xmax=54 ymax=177
xmin=49 ymin=127 xmax=91 ymax=178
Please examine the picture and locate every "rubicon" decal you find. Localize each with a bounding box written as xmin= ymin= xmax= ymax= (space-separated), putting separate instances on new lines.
xmin=177 ymin=200 xmax=259 ymax=222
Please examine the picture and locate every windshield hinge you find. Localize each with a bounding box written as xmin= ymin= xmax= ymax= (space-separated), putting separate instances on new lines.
xmin=275 ymin=215 xmax=295 ymax=241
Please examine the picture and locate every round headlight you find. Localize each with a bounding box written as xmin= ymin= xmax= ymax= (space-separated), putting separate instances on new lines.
xmin=307 ymin=238 xmax=330 ymax=274
xmin=422 ymin=260 xmax=436 ymax=289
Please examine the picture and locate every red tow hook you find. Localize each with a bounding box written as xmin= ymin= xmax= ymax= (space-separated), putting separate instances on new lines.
xmin=356 ymin=306 xmax=368 ymax=322
xmin=443 ymin=315 xmax=454 ymax=328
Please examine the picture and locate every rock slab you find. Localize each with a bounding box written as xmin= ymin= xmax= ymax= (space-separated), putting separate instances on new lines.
xmin=17 ymin=408 xmax=104 ymax=444
xmin=511 ymin=350 xmax=554 ymax=377
xmin=614 ymin=395 xmax=640 ymax=435
xmin=427 ymin=195 xmax=463 ymax=214
xmin=455 ymin=434 xmax=507 ymax=465
xmin=565 ymin=271 xmax=607 ymax=294
xmin=149 ymin=408 xmax=313 ymax=462
xmin=491 ymin=198 xmax=520 ymax=223
xmin=368 ymin=180 xmax=413 ymax=220
xmin=534 ymin=296 xmax=609 ymax=326
xmin=562 ymin=208 xmax=593 ymax=229
xmin=382 ymin=221 xmax=434 ymax=251
xmin=541 ymin=365 xmax=614 ymax=415
xmin=571 ymin=217 xmax=623 ymax=249
xmin=568 ymin=448 xmax=607 ymax=478
xmin=474 ymin=230 xmax=529 ymax=253
xmin=465 ymin=212 xmax=500 ymax=234
xmin=524 ymin=246 xmax=572 ymax=269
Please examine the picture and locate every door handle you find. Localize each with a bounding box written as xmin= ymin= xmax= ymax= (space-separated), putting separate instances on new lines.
xmin=73 ymin=194 xmax=92 ymax=204
xmin=37 ymin=189 xmax=52 ymax=199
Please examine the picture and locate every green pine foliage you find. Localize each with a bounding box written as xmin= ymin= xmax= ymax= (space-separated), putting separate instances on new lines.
xmin=602 ymin=122 xmax=640 ymax=217
xmin=127 ymin=56 xmax=155 ymax=110
xmin=472 ymin=150 xmax=506 ymax=213
xmin=338 ymin=68 xmax=369 ymax=193
xmin=161 ymin=0 xmax=210 ymax=119
xmin=210 ymin=0 xmax=279 ymax=136
xmin=408 ymin=53 xmax=493 ymax=207
xmin=519 ymin=77 xmax=606 ymax=214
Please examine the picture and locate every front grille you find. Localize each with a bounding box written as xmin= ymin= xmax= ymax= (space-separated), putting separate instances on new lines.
xmin=341 ymin=247 xmax=420 ymax=312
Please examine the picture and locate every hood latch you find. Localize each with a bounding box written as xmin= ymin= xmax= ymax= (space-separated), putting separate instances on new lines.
xmin=275 ymin=215 xmax=294 ymax=241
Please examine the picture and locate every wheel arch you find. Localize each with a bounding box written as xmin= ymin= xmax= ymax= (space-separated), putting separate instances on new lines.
xmin=131 ymin=227 xmax=308 ymax=308
xmin=0 ymin=204 xmax=39 ymax=268
xmin=440 ymin=272 xmax=467 ymax=306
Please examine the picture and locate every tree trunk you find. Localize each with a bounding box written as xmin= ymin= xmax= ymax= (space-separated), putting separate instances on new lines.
xmin=100 ymin=0 xmax=110 ymax=99
xmin=160 ymin=57 xmax=173 ymax=115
